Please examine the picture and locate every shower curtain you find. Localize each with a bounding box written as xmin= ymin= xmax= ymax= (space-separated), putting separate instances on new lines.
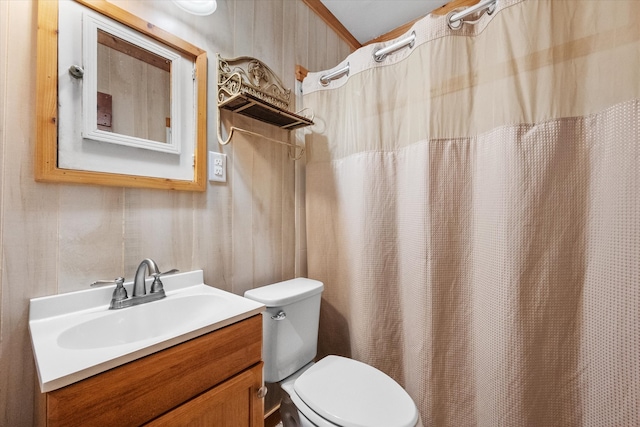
xmin=302 ymin=1 xmax=639 ymax=425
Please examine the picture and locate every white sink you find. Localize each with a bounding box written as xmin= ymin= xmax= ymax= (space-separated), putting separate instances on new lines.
xmin=57 ymin=294 xmax=224 ymax=350
xmin=29 ymin=270 xmax=264 ymax=392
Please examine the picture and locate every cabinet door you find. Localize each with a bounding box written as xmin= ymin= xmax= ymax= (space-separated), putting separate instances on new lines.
xmin=147 ymin=363 xmax=264 ymax=427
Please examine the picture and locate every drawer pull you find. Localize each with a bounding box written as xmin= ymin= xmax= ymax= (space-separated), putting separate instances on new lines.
xmin=257 ymin=386 xmax=268 ymax=399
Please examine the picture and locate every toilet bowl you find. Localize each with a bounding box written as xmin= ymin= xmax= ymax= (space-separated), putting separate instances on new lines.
xmin=244 ymin=278 xmax=419 ymax=427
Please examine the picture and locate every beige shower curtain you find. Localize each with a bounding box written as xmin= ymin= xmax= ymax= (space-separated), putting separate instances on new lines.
xmin=302 ymin=1 xmax=639 ymax=425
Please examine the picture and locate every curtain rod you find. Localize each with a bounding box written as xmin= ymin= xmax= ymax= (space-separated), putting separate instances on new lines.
xmin=318 ymin=31 xmax=417 ymax=85
xmin=373 ymin=31 xmax=416 ymax=62
xmin=317 ymin=0 xmax=498 ymax=85
xmin=448 ymin=0 xmax=497 ymax=29
xmin=319 ymin=63 xmax=350 ymax=86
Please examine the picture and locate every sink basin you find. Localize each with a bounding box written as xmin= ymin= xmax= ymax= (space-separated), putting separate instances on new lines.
xmin=29 ymin=270 xmax=265 ymax=392
xmin=57 ymin=294 xmax=222 ymax=350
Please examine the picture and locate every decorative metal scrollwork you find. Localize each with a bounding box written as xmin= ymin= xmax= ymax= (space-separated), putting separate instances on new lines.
xmin=218 ymin=56 xmax=291 ymax=110
xmin=216 ymin=54 xmax=313 ymax=160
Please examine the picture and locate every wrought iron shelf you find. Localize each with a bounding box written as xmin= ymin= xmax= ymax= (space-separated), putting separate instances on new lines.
xmin=219 ymin=93 xmax=313 ymax=130
xmin=217 ymin=55 xmax=313 ymax=159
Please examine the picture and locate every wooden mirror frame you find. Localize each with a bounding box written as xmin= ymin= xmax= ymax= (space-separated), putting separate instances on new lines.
xmin=36 ymin=0 xmax=208 ymax=191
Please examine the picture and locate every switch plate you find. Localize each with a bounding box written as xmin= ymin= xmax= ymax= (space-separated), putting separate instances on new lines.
xmin=208 ymin=151 xmax=227 ymax=182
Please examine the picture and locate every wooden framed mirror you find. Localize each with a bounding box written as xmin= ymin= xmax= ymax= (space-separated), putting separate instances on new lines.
xmin=36 ymin=0 xmax=207 ymax=191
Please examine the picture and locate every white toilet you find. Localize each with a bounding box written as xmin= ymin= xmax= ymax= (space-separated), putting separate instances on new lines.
xmin=244 ymin=278 xmax=420 ymax=427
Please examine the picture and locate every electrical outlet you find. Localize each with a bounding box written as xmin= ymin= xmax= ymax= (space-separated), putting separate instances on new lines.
xmin=208 ymin=152 xmax=226 ymax=182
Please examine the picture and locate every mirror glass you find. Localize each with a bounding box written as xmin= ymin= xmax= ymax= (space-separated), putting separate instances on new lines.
xmin=77 ymin=9 xmax=183 ymax=156
xmin=96 ymin=29 xmax=171 ymax=144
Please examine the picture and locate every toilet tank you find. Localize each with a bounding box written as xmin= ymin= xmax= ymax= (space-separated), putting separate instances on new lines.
xmin=244 ymin=278 xmax=324 ymax=383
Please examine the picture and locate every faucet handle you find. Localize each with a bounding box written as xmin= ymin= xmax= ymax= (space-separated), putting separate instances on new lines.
xmin=156 ymin=269 xmax=179 ymax=277
xmin=111 ymin=277 xmax=128 ymax=302
xmin=91 ymin=277 xmax=125 ymax=287
xmin=149 ymin=269 xmax=178 ymax=294
xmin=91 ymin=277 xmax=128 ymax=307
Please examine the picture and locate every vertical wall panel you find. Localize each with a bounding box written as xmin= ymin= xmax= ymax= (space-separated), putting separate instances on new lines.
xmin=58 ymin=186 xmax=124 ymax=293
xmin=0 ymin=1 xmax=59 ymax=425
xmin=234 ymin=0 xmax=255 ymax=56
xmin=123 ymin=190 xmax=195 ymax=277
xmin=0 ymin=0 xmax=351 ymax=424
xmin=307 ymin=12 xmax=327 ymax=72
xmin=254 ymin=0 xmax=284 ymax=78
xmin=294 ymin=0 xmax=310 ymax=69
xmin=230 ymin=113 xmax=257 ymax=296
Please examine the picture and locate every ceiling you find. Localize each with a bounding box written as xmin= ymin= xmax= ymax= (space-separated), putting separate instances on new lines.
xmin=319 ymin=0 xmax=449 ymax=44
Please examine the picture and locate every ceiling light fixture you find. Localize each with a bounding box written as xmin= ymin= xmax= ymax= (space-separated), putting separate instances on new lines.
xmin=171 ymin=0 xmax=217 ymax=16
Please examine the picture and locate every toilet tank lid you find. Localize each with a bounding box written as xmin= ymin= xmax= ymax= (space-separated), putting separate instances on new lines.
xmin=244 ymin=278 xmax=324 ymax=307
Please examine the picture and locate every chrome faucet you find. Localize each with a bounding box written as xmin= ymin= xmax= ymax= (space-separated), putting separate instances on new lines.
xmin=133 ymin=258 xmax=160 ymax=297
xmin=91 ymin=259 xmax=178 ymax=309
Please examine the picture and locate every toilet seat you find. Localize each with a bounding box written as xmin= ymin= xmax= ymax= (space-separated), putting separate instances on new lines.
xmin=289 ymin=356 xmax=419 ymax=427
xmin=280 ymin=385 xmax=340 ymax=427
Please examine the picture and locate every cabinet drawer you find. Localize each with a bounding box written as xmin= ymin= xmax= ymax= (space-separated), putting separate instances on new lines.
xmin=146 ymin=363 xmax=263 ymax=427
xmin=46 ymin=315 xmax=262 ymax=427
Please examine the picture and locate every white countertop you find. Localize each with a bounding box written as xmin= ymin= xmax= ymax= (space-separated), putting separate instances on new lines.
xmin=29 ymin=270 xmax=264 ymax=392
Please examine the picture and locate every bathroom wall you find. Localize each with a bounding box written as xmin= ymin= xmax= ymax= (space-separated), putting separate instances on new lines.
xmin=0 ymin=0 xmax=350 ymax=424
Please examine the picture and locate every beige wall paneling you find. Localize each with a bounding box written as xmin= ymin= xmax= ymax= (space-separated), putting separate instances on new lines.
xmin=233 ymin=0 xmax=254 ymax=56
xmin=0 ymin=0 xmax=9 ymax=421
xmin=293 ymin=82 xmax=308 ymax=277
xmin=251 ymin=122 xmax=286 ymax=288
xmin=193 ymin=181 xmax=233 ymax=291
xmin=57 ymin=186 xmax=124 ymax=293
xmin=308 ymin=12 xmax=328 ymax=73
xmin=1 ymin=1 xmax=59 ymax=425
xmin=282 ymin=0 xmax=299 ymax=279
xmin=282 ymin=2 xmax=297 ymax=93
xmin=324 ymin=26 xmax=342 ymax=70
xmin=229 ymin=0 xmax=298 ymax=294
xmin=299 ymin=0 xmax=361 ymax=51
xmin=1 ymin=0 xmax=351 ymax=424
xmin=194 ymin=0 xmax=235 ymax=291
xmin=293 ymin=0 xmax=311 ymax=278
xmin=123 ymin=190 xmax=195 ymax=276
xmin=229 ymin=113 xmax=255 ymax=295
xmin=338 ymin=33 xmax=353 ymax=64
xmin=282 ymin=146 xmax=297 ymax=279
xmin=0 ymin=0 xmax=6 ymax=296
xmin=228 ymin=115 xmax=290 ymax=295
xmin=228 ymin=0 xmax=280 ymax=294
xmin=209 ymin=0 xmax=235 ymax=55
xmin=254 ymin=0 xmax=284 ymax=79
xmin=295 ymin=0 xmax=311 ymax=69
xmin=279 ymin=1 xmax=295 ymax=279
xmin=293 ymin=128 xmax=308 ymax=277
xmin=251 ymin=0 xmax=292 ymax=286
xmin=294 ymin=5 xmax=321 ymax=278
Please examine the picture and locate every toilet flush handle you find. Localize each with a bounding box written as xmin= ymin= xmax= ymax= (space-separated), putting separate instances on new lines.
xmin=271 ymin=311 xmax=286 ymax=321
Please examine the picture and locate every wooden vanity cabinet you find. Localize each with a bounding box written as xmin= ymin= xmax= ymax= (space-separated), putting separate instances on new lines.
xmin=147 ymin=363 xmax=263 ymax=426
xmin=45 ymin=315 xmax=264 ymax=427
